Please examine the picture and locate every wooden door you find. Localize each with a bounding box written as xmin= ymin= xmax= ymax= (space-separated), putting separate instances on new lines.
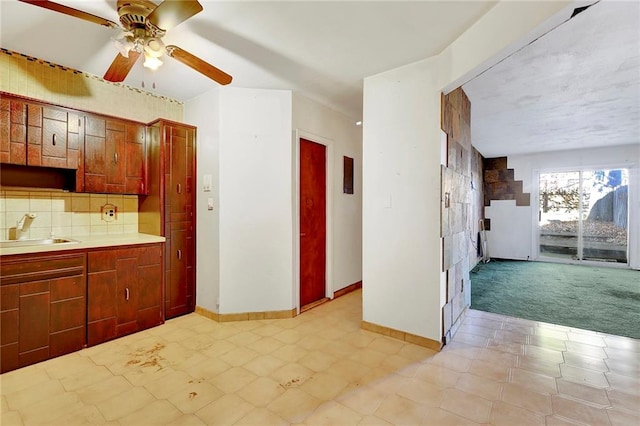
xmin=299 ymin=139 xmax=326 ymax=307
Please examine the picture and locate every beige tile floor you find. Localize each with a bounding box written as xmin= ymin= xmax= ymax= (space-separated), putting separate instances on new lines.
xmin=1 ymin=289 xmax=638 ymax=425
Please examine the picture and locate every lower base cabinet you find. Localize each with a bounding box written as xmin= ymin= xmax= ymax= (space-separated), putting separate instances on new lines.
xmin=87 ymin=243 xmax=163 ymax=346
xmin=0 ymin=252 xmax=86 ymax=373
xmin=0 ymin=242 xmax=164 ymax=373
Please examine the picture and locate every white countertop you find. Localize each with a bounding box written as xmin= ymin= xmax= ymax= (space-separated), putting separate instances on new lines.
xmin=0 ymin=233 xmax=165 ymax=256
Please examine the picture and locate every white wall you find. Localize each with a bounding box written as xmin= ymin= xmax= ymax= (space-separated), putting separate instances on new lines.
xmin=218 ymin=88 xmax=294 ymax=313
xmin=486 ymin=145 xmax=640 ymax=269
xmin=186 ymin=88 xmax=364 ymax=315
xmin=362 ymin=58 xmax=444 ymax=339
xmin=484 ymin=201 xmax=532 ymax=261
xmin=292 ymin=94 xmax=363 ymax=295
xmin=185 ymin=89 xmax=221 ymax=313
xmin=362 ymin=1 xmax=582 ymax=342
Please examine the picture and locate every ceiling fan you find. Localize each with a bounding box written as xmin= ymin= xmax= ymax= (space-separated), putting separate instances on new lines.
xmin=19 ymin=0 xmax=232 ymax=85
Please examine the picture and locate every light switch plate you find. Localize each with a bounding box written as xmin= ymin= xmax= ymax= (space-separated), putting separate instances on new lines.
xmin=203 ymin=174 xmax=212 ymax=192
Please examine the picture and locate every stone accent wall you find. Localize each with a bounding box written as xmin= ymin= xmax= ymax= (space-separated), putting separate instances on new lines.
xmin=484 ymin=157 xmax=530 ymax=209
xmin=441 ymin=88 xmax=483 ymax=343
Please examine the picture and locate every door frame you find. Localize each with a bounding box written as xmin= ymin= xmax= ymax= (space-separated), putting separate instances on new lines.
xmin=293 ymin=130 xmax=334 ymax=314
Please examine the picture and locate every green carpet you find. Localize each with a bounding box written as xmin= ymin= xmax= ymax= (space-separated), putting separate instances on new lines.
xmin=470 ymin=259 xmax=640 ymax=339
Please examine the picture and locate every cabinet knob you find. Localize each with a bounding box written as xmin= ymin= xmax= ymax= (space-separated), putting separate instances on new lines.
xmin=52 ymin=134 xmax=56 ymax=146
xmin=125 ymin=288 xmax=130 ymax=301
xmin=177 ymin=183 xmax=182 ymax=194
xmin=114 ymin=152 xmax=118 ymax=163
xmin=177 ymin=249 xmax=182 ymax=260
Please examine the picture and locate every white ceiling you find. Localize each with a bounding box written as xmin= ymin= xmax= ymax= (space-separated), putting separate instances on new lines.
xmin=0 ymin=0 xmax=495 ymax=120
xmin=463 ymin=0 xmax=640 ymax=158
xmin=2 ymin=1 xmax=637 ymax=158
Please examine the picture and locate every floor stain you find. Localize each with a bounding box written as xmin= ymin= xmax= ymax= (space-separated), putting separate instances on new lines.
xmin=126 ymin=343 xmax=166 ymax=370
xmin=280 ymin=377 xmax=302 ymax=389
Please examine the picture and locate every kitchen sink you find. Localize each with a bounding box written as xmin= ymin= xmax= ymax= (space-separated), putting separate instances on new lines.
xmin=0 ymin=237 xmax=79 ymax=248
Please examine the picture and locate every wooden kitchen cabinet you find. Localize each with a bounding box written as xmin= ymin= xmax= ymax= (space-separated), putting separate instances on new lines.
xmin=125 ymin=123 xmax=147 ymax=194
xmin=0 ymin=95 xmax=81 ymax=169
xmin=83 ymin=115 xmax=147 ymax=195
xmin=148 ymin=120 xmax=196 ymax=319
xmin=0 ymin=252 xmax=86 ymax=373
xmin=0 ymin=97 xmax=27 ymax=165
xmin=26 ymin=103 xmax=81 ymax=169
xmin=86 ymin=243 xmax=163 ymax=346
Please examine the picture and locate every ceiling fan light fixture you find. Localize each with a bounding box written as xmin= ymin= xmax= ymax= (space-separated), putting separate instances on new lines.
xmin=143 ymin=37 xmax=164 ymax=70
xmin=143 ymin=52 xmax=163 ymax=70
xmin=144 ymin=37 xmax=164 ymax=57
xmin=111 ymin=30 xmax=135 ymax=58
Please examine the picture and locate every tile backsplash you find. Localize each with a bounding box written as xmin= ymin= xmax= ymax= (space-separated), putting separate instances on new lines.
xmin=0 ymin=189 xmax=139 ymax=240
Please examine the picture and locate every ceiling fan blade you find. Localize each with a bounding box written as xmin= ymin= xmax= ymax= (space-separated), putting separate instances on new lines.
xmin=166 ymin=46 xmax=232 ymax=85
xmin=103 ymin=52 xmax=141 ymax=83
xmin=146 ymin=0 xmax=203 ymax=31
xmin=18 ymin=0 xmax=119 ymax=28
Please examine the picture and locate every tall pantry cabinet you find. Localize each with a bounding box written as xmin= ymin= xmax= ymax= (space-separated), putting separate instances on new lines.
xmin=142 ymin=120 xmax=196 ymax=319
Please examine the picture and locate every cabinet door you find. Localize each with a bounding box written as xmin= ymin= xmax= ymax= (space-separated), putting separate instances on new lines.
xmin=1 ymin=252 xmax=86 ymax=372
xmin=0 ymin=99 xmax=27 ymax=165
xmin=41 ymin=107 xmax=68 ymax=168
xmin=67 ymin=112 xmax=82 ymax=173
xmin=26 ymin=104 xmax=76 ymax=169
xmin=84 ymin=116 xmax=107 ymax=193
xmin=0 ymin=284 xmax=20 ymax=373
xmin=83 ymin=116 xmax=135 ymax=194
xmin=87 ymin=248 xmax=117 ymax=345
xmin=106 ymin=120 xmax=126 ymax=193
xmin=115 ymin=253 xmax=138 ymax=336
xmin=162 ymin=121 xmax=196 ymax=320
xmin=19 ymin=279 xmax=50 ymax=367
xmin=50 ymin=275 xmax=86 ymax=358
xmin=136 ymin=244 xmax=163 ymax=328
xmin=168 ymin=126 xmax=193 ymax=222
xmin=125 ymin=124 xmax=147 ymax=195
xmin=166 ymin=223 xmax=193 ymax=317
xmin=87 ymin=245 xmax=163 ymax=346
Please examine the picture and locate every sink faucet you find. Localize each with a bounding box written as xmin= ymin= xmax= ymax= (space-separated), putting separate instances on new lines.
xmin=16 ymin=213 xmax=37 ymax=240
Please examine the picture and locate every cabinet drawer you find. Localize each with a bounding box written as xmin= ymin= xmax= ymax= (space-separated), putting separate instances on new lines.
xmin=1 ymin=253 xmax=85 ymax=285
xmin=88 ymin=248 xmax=137 ymax=272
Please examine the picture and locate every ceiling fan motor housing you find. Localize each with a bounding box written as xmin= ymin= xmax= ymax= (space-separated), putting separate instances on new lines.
xmin=117 ymin=0 xmax=164 ymax=36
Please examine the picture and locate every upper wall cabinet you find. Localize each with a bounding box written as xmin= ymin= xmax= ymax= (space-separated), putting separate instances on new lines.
xmin=0 ymin=98 xmax=27 ymax=165
xmin=27 ymin=104 xmax=81 ymax=170
xmin=83 ymin=115 xmax=147 ymax=195
xmin=1 ymin=93 xmax=148 ymax=195
xmin=1 ymin=96 xmax=81 ymax=169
